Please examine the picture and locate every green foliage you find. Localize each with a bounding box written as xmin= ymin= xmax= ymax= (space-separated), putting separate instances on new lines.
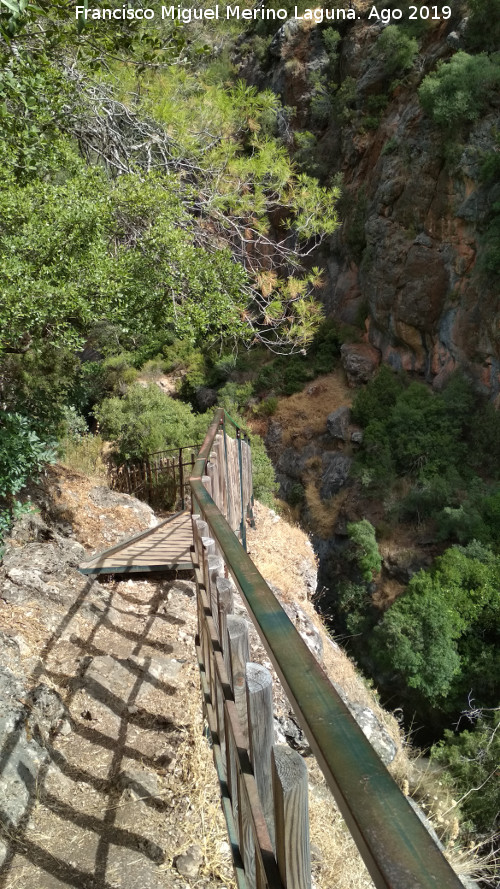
xmin=352 ymin=370 xmax=500 ymax=542
xmin=347 ymin=520 xmax=382 ymax=581
xmin=217 ymin=382 xmax=255 ymax=416
xmin=0 ymin=412 xmax=56 ymax=551
xmin=374 ymin=25 xmax=418 ymax=77
xmin=0 ymin=412 xmax=55 ymax=502
xmin=463 ymin=0 xmax=500 ymax=53
xmin=249 ymin=432 xmax=278 ymax=506
xmin=94 ymin=384 xmax=207 ymax=461
xmin=431 ymin=713 xmax=500 ymax=834
xmin=371 ymin=578 xmax=462 ymax=701
xmin=254 ymin=320 xmax=340 ymax=397
xmin=419 ymin=51 xmax=500 ymax=129
xmin=288 ymin=483 xmax=305 ymax=507
xmin=0 ymin=168 xmax=250 ymax=358
xmin=371 ymin=546 xmax=500 ymax=707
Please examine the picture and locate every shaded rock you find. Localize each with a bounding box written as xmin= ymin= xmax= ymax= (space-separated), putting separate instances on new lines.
xmin=0 ymin=666 xmax=49 ymax=826
xmin=332 ymin=683 xmax=396 ymax=765
xmin=320 ymin=453 xmax=352 ymax=499
xmin=276 ymin=714 xmax=311 ymax=755
xmin=341 ymin=343 xmax=380 ymax=385
xmin=27 ymin=684 xmax=69 ymax=744
xmin=276 ymin=445 xmax=318 ymax=481
xmin=326 ymin=406 xmax=351 ymax=441
xmin=195 ymin=386 xmax=218 ymax=411
xmin=351 ymin=430 xmax=363 ymax=444
xmin=0 ymin=632 xmax=21 ymax=675
xmin=174 ymin=844 xmax=203 ymax=878
xmin=119 ymin=766 xmax=160 ymax=801
xmin=7 ymin=510 xmax=53 ymax=544
xmin=280 ymin=599 xmax=323 ymax=662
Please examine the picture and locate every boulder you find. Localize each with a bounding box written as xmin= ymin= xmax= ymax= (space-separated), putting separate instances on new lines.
xmin=341 ymin=343 xmax=380 ymax=385
xmin=320 ymin=453 xmax=352 ymax=499
xmin=194 ymin=386 xmax=218 ymax=411
xmin=174 ymin=844 xmax=203 ymax=878
xmin=326 ymin=406 xmax=351 ymax=441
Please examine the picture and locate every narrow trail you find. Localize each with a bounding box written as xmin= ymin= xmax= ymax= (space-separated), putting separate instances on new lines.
xmin=0 ymin=566 xmax=232 ymax=889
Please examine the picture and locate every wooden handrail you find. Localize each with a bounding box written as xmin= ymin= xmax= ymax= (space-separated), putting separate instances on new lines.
xmin=190 ymin=409 xmax=464 ymax=889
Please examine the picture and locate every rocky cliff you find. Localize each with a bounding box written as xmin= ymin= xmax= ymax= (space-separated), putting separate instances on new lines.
xmin=242 ymin=13 xmax=500 ymax=398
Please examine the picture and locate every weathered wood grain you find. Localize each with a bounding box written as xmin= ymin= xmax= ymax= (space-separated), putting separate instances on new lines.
xmin=272 ymin=745 xmax=310 ymax=889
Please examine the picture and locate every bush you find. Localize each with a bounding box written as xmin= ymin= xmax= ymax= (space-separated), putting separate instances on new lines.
xmin=374 ymin=26 xmax=418 ymax=77
xmin=419 ymin=51 xmax=500 ymax=129
xmin=370 ymin=546 xmax=500 ymax=709
xmin=464 ymin=0 xmax=500 ymax=53
xmin=249 ymin=433 xmax=278 ymax=506
xmin=95 ymin=384 xmax=207 ymax=461
xmin=431 ymin=713 xmax=500 ymax=834
xmin=347 ymin=520 xmax=381 ymax=581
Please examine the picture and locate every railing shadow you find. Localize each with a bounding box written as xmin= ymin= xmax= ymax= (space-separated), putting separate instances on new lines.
xmin=0 ymin=569 xmax=185 ymax=888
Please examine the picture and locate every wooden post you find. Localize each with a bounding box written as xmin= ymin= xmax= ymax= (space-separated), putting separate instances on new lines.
xmin=207 ymin=554 xmax=224 ymax=639
xmin=216 ymin=576 xmax=234 ymax=677
xmin=226 ymin=615 xmax=250 ymax=747
xmin=178 ymin=446 xmax=185 ymax=509
xmin=272 ymin=745 xmax=311 ymax=889
xmin=246 ymin=663 xmax=275 ymax=849
xmin=202 ymin=473 xmax=212 ymax=498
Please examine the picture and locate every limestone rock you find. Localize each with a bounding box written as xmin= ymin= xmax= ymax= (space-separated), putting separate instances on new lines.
xmin=341 ymin=343 xmax=380 ymax=386
xmin=320 ymin=453 xmax=352 ymax=500
xmin=174 ymin=844 xmax=203 ymax=878
xmin=332 ymin=683 xmax=397 ymax=765
xmin=326 ymin=406 xmax=351 ymax=441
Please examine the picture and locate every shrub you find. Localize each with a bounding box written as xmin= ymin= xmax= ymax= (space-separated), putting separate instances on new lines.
xmin=95 ymin=384 xmax=207 ymax=461
xmin=431 ymin=713 xmax=500 ymax=834
xmin=419 ymin=51 xmax=500 ymax=129
xmin=463 ymin=0 xmax=500 ymax=53
xmin=249 ymin=433 xmax=278 ymax=506
xmin=374 ymin=25 xmax=418 ymax=77
xmin=347 ymin=520 xmax=381 ymax=581
xmin=370 ymin=546 xmax=500 ymax=709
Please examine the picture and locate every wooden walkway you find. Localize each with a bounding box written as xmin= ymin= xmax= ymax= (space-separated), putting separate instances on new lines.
xmin=79 ymin=511 xmax=193 ymax=575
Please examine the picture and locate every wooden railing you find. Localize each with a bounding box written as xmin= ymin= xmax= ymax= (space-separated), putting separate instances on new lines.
xmin=108 ymin=443 xmax=200 ymax=509
xmin=190 ymin=409 xmax=464 ymax=889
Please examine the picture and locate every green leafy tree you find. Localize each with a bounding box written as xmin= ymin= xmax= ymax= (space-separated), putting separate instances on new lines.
xmin=419 ymin=51 xmax=500 ymax=129
xmin=370 ymin=546 xmax=500 ymax=707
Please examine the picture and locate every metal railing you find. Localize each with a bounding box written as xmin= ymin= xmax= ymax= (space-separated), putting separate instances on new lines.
xmin=190 ymin=408 xmax=463 ymax=889
xmin=108 ymin=443 xmax=201 ymax=509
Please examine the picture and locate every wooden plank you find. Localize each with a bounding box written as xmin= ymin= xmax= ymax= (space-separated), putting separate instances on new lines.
xmin=79 ymin=511 xmax=193 ymax=574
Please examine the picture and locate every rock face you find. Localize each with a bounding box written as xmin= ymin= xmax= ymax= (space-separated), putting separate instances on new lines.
xmin=326 ymin=406 xmax=351 ymax=440
xmin=341 ymin=344 xmax=381 ymax=386
xmin=320 ymin=453 xmax=352 ymax=500
xmin=249 ymin=18 xmax=500 ymax=399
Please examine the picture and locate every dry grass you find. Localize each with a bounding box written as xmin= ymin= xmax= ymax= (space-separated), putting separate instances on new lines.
xmin=168 ymin=684 xmax=235 ymax=886
xmin=60 ymin=434 xmax=108 ymax=479
xmin=304 ymin=482 xmax=349 ymax=539
xmin=273 ymin=370 xmax=352 ymax=451
xmin=247 ymin=501 xmax=316 ymax=602
xmin=307 ymin=760 xmax=373 ymax=889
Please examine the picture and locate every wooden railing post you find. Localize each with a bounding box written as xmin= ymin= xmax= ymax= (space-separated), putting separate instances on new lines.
xmin=272 ymin=746 xmax=310 ymax=889
xmin=246 ymin=663 xmax=275 ymax=849
xmin=226 ymin=615 xmax=250 ymax=747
